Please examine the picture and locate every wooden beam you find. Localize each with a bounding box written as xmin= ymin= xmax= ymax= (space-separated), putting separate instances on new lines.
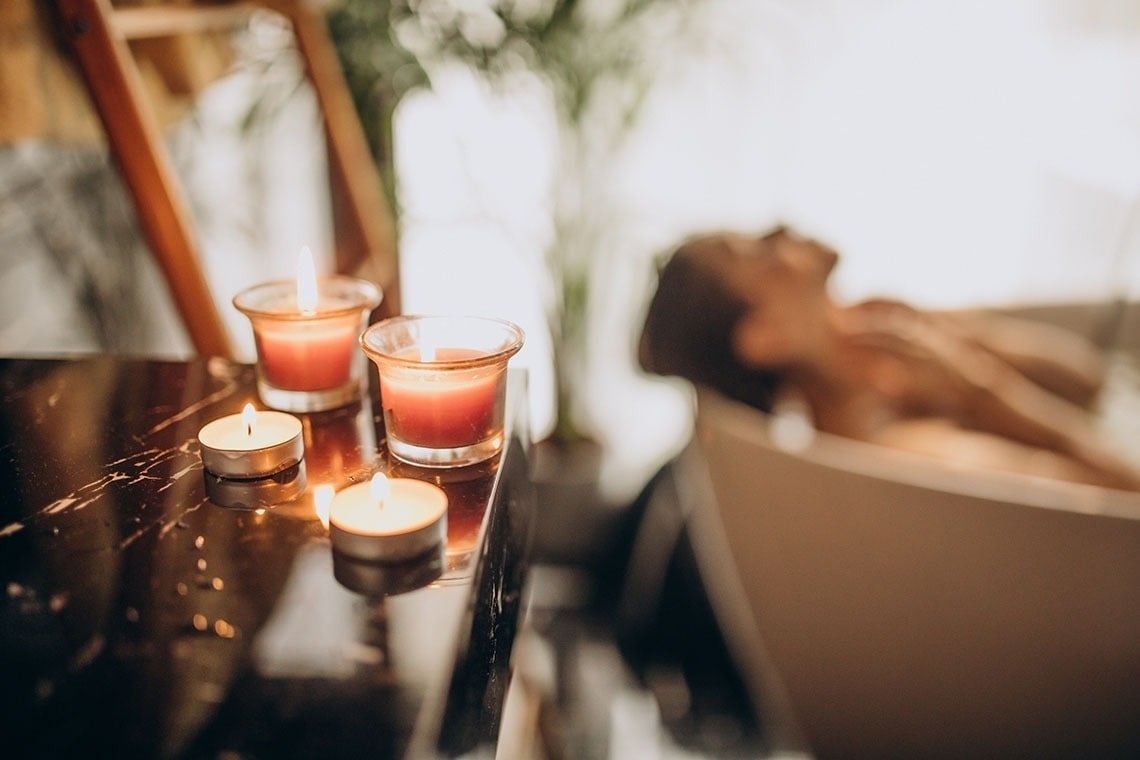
xmin=111 ymin=3 xmax=256 ymax=40
xmin=282 ymin=1 xmax=401 ymax=317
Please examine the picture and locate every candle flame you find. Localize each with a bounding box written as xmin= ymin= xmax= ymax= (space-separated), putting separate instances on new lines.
xmin=241 ymin=403 xmax=257 ymax=437
xmin=314 ymin=484 xmax=334 ymax=529
xmin=370 ymin=473 xmax=390 ymax=509
xmin=297 ymin=246 xmax=318 ymax=314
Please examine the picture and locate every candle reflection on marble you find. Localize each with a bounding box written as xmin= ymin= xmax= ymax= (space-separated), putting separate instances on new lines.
xmin=202 ymin=463 xmax=307 ymax=510
xmin=313 ymin=484 xmax=335 ymax=528
xmin=299 ymin=396 xmax=378 ymax=486
xmin=331 ymin=542 xmax=446 ymax=598
xmin=328 ymin=473 xmax=448 ymax=563
xmin=385 ymin=456 xmax=496 ymax=571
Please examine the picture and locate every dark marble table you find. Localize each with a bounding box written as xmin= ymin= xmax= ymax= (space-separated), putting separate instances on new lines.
xmin=0 ymin=356 xmax=534 ymax=759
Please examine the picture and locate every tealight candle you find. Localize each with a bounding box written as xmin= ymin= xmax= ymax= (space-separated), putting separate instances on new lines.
xmin=360 ymin=315 xmax=524 ymax=468
xmin=329 ymin=473 xmax=448 ymax=563
xmin=197 ymin=403 xmax=304 ymax=478
xmin=233 ymin=248 xmax=382 ymax=413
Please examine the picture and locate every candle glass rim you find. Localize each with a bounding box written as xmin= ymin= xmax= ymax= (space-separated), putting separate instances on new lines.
xmin=360 ymin=315 xmax=525 ymax=370
xmin=233 ymin=275 xmax=382 ymax=321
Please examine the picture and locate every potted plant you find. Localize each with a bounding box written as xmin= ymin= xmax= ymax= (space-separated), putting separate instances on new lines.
xmin=331 ymin=0 xmax=698 ymax=442
xmin=328 ymin=1 xmax=703 ymax=564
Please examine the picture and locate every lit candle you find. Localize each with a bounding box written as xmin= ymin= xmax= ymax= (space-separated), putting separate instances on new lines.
xmin=233 ymin=248 xmax=382 ymax=413
xmin=360 ymin=316 xmax=524 ymax=468
xmin=197 ymin=403 xmax=304 ymax=478
xmin=255 ymin=248 xmax=352 ymax=391
xmin=328 ymin=473 xmax=448 ymax=562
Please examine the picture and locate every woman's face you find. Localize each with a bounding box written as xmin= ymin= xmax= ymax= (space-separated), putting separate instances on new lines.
xmin=727 ymin=227 xmax=840 ymax=367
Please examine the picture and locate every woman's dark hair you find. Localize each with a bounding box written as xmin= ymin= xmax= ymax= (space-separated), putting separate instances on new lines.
xmin=638 ymin=233 xmax=784 ymax=413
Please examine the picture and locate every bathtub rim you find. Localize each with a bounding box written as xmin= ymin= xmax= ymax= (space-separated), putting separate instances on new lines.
xmin=695 ymin=385 xmax=1140 ymax=522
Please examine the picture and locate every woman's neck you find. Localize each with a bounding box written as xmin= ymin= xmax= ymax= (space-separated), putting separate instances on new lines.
xmin=784 ymin=312 xmax=897 ymax=439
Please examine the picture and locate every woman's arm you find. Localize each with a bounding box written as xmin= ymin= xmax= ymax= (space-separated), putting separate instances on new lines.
xmin=934 ymin=308 xmax=1108 ymax=409
xmin=840 ymin=302 xmax=1140 ymax=490
xmin=850 ymin=299 xmax=1108 ymax=408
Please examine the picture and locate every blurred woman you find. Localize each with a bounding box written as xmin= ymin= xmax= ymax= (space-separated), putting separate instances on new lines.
xmin=640 ymin=225 xmax=1140 ymax=491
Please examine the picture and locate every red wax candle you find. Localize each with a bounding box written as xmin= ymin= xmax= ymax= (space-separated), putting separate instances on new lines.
xmin=380 ymin=348 xmax=503 ymax=448
xmin=361 ymin=315 xmax=524 ymax=467
xmin=234 ymin=264 xmax=382 ymax=413
xmin=255 ymin=317 xmax=359 ymax=391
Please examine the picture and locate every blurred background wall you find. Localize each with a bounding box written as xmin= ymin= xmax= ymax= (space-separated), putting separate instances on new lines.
xmin=392 ymin=0 xmax=1140 ymax=498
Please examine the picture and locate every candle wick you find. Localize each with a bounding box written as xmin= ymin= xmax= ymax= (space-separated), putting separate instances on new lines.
xmin=246 ymin=423 xmax=252 ymax=437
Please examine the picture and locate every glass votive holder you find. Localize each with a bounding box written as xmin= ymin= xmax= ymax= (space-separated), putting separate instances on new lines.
xmin=360 ymin=315 xmax=524 ymax=468
xmin=234 ymin=276 xmax=382 ymax=413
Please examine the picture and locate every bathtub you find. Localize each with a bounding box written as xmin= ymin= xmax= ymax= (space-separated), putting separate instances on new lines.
xmin=681 ymin=301 xmax=1140 ymax=760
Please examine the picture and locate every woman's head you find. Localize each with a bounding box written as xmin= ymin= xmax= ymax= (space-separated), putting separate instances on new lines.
xmin=638 ymin=225 xmax=839 ymax=412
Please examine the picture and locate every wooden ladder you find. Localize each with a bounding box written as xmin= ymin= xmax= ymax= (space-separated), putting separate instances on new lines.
xmin=52 ymin=0 xmax=400 ymax=358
